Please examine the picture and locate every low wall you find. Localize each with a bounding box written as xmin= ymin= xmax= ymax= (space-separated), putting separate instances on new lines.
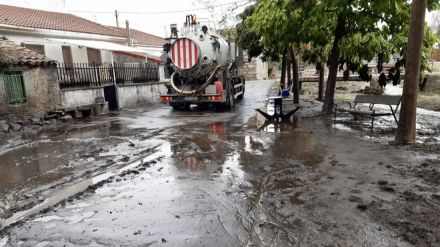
xmin=117 ymin=82 xmax=167 ymax=109
xmin=62 ymin=87 xmax=104 ymax=107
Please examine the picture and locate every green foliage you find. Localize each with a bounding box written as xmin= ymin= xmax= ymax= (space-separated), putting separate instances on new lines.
xmin=235 ymin=4 xmax=265 ymax=59
xmin=390 ymin=23 xmax=438 ymax=76
xmin=237 ymin=0 xmax=440 ymax=85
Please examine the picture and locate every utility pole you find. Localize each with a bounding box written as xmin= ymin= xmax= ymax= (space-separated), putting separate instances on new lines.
xmin=395 ymin=0 xmax=427 ymax=144
xmin=115 ymin=10 xmax=119 ymax=28
xmin=125 ymin=20 xmax=132 ymax=47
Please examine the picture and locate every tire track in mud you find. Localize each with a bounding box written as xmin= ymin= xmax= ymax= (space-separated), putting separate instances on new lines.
xmin=236 ymin=167 xmax=310 ymax=246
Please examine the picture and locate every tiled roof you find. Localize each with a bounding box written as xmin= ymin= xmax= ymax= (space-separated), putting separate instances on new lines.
xmin=0 ymin=39 xmax=56 ymax=67
xmin=111 ymin=27 xmax=165 ymax=47
xmin=0 ymin=4 xmax=125 ymax=37
xmin=130 ymin=29 xmax=165 ymax=47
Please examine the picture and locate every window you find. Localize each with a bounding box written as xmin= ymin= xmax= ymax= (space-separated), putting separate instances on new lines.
xmin=87 ymin=48 xmax=102 ymax=64
xmin=62 ymin=46 xmax=73 ymax=64
xmin=3 ymin=71 xmax=26 ymax=104
xmin=24 ymin=44 xmax=45 ymax=55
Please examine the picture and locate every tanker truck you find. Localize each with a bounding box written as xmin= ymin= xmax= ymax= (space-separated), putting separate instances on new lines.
xmin=160 ymin=15 xmax=245 ymax=110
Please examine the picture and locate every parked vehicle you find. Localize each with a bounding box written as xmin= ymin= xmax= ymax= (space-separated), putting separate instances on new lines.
xmin=160 ymin=15 xmax=245 ymax=110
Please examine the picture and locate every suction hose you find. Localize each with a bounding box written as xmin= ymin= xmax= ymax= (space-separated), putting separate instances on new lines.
xmin=170 ymin=65 xmax=221 ymax=95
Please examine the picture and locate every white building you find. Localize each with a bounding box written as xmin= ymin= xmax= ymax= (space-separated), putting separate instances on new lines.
xmin=0 ymin=4 xmax=165 ymax=65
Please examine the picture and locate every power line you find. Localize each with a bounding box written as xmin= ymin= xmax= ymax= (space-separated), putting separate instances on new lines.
xmin=68 ymin=0 xmax=253 ymax=15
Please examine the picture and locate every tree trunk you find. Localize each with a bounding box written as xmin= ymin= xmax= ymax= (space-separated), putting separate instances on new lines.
xmin=280 ymin=49 xmax=287 ymax=89
xmin=290 ymin=48 xmax=300 ymax=104
xmin=287 ymin=51 xmax=292 ymax=88
xmin=395 ymin=0 xmax=427 ymax=144
xmin=317 ymin=62 xmax=324 ymax=101
xmin=237 ymin=47 xmax=244 ymax=68
xmin=322 ymin=16 xmax=345 ymax=113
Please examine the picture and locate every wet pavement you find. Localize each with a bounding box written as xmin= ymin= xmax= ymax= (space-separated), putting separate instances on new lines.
xmin=1 ymin=80 xmax=440 ymax=246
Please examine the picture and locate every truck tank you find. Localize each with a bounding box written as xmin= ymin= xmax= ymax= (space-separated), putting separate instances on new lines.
xmin=160 ymin=15 xmax=245 ymax=110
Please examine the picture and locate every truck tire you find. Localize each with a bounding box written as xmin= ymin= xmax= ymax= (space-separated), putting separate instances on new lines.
xmin=226 ymin=89 xmax=234 ymax=109
xmin=170 ymin=102 xmax=190 ymax=111
xmin=222 ymin=84 xmax=234 ymax=110
xmin=215 ymin=85 xmax=234 ymax=111
xmin=197 ymin=103 xmax=209 ymax=110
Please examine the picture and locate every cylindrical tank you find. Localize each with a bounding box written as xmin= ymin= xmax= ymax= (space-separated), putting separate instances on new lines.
xmin=168 ymin=22 xmax=231 ymax=78
xmin=164 ymin=16 xmax=236 ymax=95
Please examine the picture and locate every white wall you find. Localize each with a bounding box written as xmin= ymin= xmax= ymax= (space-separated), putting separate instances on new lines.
xmin=256 ymin=57 xmax=269 ymax=80
xmin=3 ymin=32 xmax=118 ymax=64
xmin=117 ymin=82 xmax=167 ymax=109
xmin=71 ymin=46 xmax=89 ymax=63
xmin=101 ymin=50 xmax=113 ymax=63
xmin=62 ymin=88 xmax=104 ymax=107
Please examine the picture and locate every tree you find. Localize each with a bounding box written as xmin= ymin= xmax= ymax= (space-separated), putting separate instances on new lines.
xmin=302 ymin=44 xmax=329 ymax=101
xmin=395 ymin=0 xmax=428 ymax=144
xmin=249 ymin=0 xmax=308 ymax=104
xmin=311 ymin=1 xmax=414 ymax=113
xmin=236 ymin=5 xmax=265 ymax=60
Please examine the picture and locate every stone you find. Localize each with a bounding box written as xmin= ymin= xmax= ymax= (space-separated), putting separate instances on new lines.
xmin=30 ymin=117 xmax=43 ymax=125
xmin=10 ymin=122 xmax=22 ymax=132
xmin=0 ymin=120 xmax=10 ymax=132
xmin=44 ymin=113 xmax=59 ymax=120
xmin=60 ymin=115 xmax=73 ymax=121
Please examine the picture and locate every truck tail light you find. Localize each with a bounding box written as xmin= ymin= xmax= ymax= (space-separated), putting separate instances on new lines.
xmin=160 ymin=96 xmax=172 ymax=102
xmin=208 ymin=95 xmax=223 ymax=101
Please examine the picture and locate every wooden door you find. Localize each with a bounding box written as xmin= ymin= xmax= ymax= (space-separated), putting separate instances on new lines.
xmin=62 ymin=46 xmax=73 ymax=64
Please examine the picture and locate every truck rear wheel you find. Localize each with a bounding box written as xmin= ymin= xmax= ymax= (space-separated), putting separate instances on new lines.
xmin=216 ymin=84 xmax=234 ymax=111
xmin=170 ymin=102 xmax=190 ymax=111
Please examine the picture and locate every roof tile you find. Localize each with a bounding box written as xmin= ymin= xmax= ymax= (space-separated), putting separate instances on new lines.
xmin=111 ymin=27 xmax=165 ymax=47
xmin=0 ymin=4 xmax=125 ymax=37
xmin=0 ymin=39 xmax=56 ymax=67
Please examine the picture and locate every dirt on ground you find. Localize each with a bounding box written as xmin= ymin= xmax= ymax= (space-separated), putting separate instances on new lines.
xmin=0 ymin=80 xmax=440 ymax=246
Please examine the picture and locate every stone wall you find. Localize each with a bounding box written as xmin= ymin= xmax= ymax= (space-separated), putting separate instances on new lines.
xmin=0 ymin=66 xmax=62 ymax=118
xmin=238 ymin=53 xmax=268 ymax=81
xmin=117 ymin=82 xmax=167 ymax=109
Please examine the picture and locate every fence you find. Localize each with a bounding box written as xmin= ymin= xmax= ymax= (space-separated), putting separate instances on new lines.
xmin=57 ymin=63 xmax=159 ymax=89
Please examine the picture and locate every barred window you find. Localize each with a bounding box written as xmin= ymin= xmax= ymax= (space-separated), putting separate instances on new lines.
xmin=3 ymin=71 xmax=27 ymax=104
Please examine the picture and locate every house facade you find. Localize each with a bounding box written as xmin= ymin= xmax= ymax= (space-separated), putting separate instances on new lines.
xmin=0 ymin=39 xmax=61 ymax=118
xmin=0 ymin=4 xmax=152 ymax=65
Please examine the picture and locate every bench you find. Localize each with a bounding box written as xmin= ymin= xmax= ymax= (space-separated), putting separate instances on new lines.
xmin=334 ymin=95 xmax=402 ymax=131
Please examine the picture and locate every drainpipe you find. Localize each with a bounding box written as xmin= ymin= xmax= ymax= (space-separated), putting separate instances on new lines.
xmin=125 ymin=20 xmax=132 ymax=47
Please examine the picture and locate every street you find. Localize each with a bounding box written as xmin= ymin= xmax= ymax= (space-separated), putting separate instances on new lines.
xmin=1 ymin=80 xmax=440 ymax=246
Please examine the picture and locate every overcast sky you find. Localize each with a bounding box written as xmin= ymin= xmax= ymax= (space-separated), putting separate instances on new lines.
xmin=0 ymin=0 xmax=436 ymax=37
xmin=0 ymin=0 xmax=251 ymax=37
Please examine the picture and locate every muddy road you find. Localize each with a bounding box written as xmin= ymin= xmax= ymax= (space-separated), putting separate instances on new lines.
xmin=1 ymin=80 xmax=440 ymax=246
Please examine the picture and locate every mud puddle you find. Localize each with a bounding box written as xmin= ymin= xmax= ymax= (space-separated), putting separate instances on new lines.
xmin=0 ymin=118 xmax=164 ymax=220
xmin=0 ymin=142 xmax=164 ymax=232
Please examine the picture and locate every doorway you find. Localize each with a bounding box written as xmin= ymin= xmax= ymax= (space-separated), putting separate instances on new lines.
xmin=104 ymin=85 xmax=118 ymax=112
